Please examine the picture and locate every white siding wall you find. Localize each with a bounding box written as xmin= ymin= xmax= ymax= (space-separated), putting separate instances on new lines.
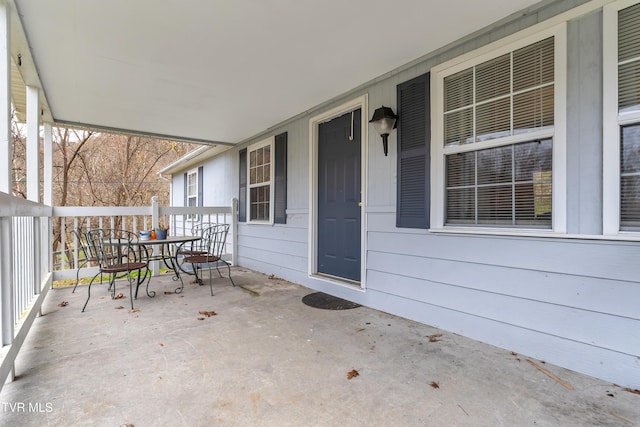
xmin=172 ymin=0 xmax=640 ymax=388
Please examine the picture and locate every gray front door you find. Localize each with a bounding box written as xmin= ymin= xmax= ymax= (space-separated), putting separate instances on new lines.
xmin=317 ymin=109 xmax=361 ymax=282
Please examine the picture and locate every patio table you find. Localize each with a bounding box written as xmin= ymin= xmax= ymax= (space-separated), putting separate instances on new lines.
xmin=137 ymin=235 xmax=201 ymax=294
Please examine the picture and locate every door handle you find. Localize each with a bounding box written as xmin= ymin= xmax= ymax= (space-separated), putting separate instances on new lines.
xmin=358 ymin=202 xmax=363 ymax=207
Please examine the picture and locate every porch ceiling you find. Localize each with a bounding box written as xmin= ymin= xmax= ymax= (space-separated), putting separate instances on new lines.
xmin=11 ymin=0 xmax=542 ymax=145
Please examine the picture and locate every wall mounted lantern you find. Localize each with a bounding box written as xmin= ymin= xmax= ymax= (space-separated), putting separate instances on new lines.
xmin=369 ymin=106 xmax=397 ymax=156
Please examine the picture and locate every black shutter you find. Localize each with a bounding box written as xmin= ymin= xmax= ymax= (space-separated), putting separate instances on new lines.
xmin=274 ymin=132 xmax=288 ymax=224
xmin=238 ymin=149 xmax=247 ymax=222
xmin=197 ymin=166 xmax=203 ymax=206
xmin=396 ymin=72 xmax=430 ymax=229
xmin=183 ymin=172 xmax=187 ymax=206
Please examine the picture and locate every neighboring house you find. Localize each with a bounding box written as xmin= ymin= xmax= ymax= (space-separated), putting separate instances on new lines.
xmin=160 ymin=0 xmax=640 ymax=388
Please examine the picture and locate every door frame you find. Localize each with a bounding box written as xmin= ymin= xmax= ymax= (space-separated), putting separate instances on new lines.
xmin=308 ymin=94 xmax=368 ymax=289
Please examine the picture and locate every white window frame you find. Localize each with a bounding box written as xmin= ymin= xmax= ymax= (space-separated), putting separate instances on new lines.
xmin=186 ymin=168 xmax=198 ymax=219
xmin=603 ymin=0 xmax=640 ymax=236
xmin=430 ymin=23 xmax=567 ymax=235
xmin=247 ymin=136 xmax=275 ymax=224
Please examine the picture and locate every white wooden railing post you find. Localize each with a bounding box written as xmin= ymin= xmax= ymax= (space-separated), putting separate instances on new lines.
xmin=231 ymin=198 xmax=238 ymax=266
xmin=151 ymin=196 xmax=160 ymax=275
xmin=0 ymin=216 xmax=14 ymax=349
xmin=33 ymin=217 xmax=42 ymax=295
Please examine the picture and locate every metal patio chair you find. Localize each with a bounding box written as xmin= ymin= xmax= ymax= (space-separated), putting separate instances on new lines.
xmin=82 ymin=228 xmax=151 ymax=312
xmin=182 ymin=223 xmax=235 ymax=295
xmin=175 ymin=223 xmax=212 ymax=275
xmin=71 ymin=228 xmax=104 ymax=293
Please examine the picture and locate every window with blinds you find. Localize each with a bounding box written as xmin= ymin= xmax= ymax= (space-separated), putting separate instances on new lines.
xmin=618 ymin=3 xmax=640 ymax=229
xmin=442 ymin=37 xmax=555 ymax=228
xmin=247 ymin=137 xmax=274 ymax=223
xmin=186 ymin=170 xmax=198 ymax=208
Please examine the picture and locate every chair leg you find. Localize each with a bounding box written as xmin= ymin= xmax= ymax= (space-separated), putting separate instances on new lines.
xmin=209 ymin=265 xmax=214 ymax=296
xmin=135 ymin=267 xmax=153 ymax=299
xmin=193 ymin=264 xmax=202 ymax=285
xmin=128 ymin=274 xmax=135 ymax=310
xmin=225 ymin=261 xmax=235 ymax=287
xmin=73 ymin=266 xmax=81 ymax=293
xmin=81 ymin=271 xmax=102 ymax=312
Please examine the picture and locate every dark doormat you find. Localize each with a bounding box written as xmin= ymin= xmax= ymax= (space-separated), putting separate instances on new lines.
xmin=301 ymin=292 xmax=361 ymax=310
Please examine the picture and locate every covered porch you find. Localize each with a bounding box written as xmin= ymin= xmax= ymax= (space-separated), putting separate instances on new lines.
xmin=0 ymin=0 xmax=548 ymax=395
xmin=2 ymin=269 xmax=639 ymax=426
xmin=3 ymin=0 xmax=640 ymax=415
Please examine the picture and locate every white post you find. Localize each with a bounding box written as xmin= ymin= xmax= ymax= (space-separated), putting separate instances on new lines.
xmin=0 ymin=1 xmax=10 ymax=195
xmin=151 ymin=196 xmax=160 ymax=275
xmin=26 ymin=86 xmax=40 ymax=202
xmin=0 ymin=2 xmax=14 ymax=382
xmin=43 ymin=124 xmax=53 ymax=205
xmin=26 ymin=86 xmax=41 ymax=292
xmin=43 ymin=124 xmax=53 ymax=275
xmin=231 ymin=198 xmax=238 ymax=266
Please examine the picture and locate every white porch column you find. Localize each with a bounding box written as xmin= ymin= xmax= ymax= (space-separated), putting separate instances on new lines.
xmin=42 ymin=123 xmax=53 ymax=275
xmin=27 ymin=87 xmax=42 ymax=291
xmin=0 ymin=1 xmax=14 ymax=378
xmin=151 ymin=196 xmax=160 ymax=275
xmin=26 ymin=86 xmax=40 ymax=202
xmin=43 ymin=123 xmax=53 ymax=206
xmin=0 ymin=1 xmax=11 ymax=194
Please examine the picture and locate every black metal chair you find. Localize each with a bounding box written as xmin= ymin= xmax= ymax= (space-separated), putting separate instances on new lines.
xmin=82 ymin=228 xmax=151 ymax=312
xmin=175 ymin=223 xmax=212 ymax=275
xmin=72 ymin=228 xmax=104 ymax=293
xmin=182 ymin=223 xmax=235 ymax=295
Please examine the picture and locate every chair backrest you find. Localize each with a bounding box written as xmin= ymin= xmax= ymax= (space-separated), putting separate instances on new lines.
xmin=201 ymin=224 xmax=230 ymax=258
xmin=73 ymin=228 xmax=93 ymax=260
xmin=87 ymin=228 xmax=143 ymax=267
xmin=189 ymin=223 xmax=212 ymax=237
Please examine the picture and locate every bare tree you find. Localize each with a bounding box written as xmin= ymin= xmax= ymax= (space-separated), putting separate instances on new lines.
xmin=10 ymin=112 xmax=27 ymax=198
xmin=9 ymin=120 xmax=198 ymax=266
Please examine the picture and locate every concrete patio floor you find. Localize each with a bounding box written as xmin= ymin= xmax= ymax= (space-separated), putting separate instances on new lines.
xmin=1 ymin=268 xmax=639 ymax=426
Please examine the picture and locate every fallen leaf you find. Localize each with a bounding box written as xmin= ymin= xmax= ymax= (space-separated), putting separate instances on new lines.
xmin=428 ymin=333 xmax=443 ymax=342
xmin=199 ymin=310 xmax=217 ymax=317
xmin=430 ymin=381 xmax=440 ymax=389
xmin=511 ymin=352 xmax=518 ymax=356
xmin=624 ymin=388 xmax=640 ymax=395
xmin=356 ymin=328 xmax=366 ymax=332
xmin=347 ymin=369 xmax=359 ymax=379
xmin=129 ymin=308 xmax=140 ymax=313
xmin=197 ymin=317 xmax=205 ymax=321
xmin=115 ymin=306 xmax=125 ymax=310
xmin=164 ymin=291 xmax=173 ymax=295
xmin=58 ymin=301 xmax=69 ymax=307
xmin=159 ymin=343 xmax=164 ymax=347
xmin=114 ymin=293 xmax=125 ymax=300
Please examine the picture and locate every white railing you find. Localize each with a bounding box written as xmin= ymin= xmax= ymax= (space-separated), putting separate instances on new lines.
xmin=0 ymin=194 xmax=238 ymax=392
xmin=0 ymin=192 xmax=53 ymax=390
xmin=52 ymin=198 xmax=238 ymax=281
